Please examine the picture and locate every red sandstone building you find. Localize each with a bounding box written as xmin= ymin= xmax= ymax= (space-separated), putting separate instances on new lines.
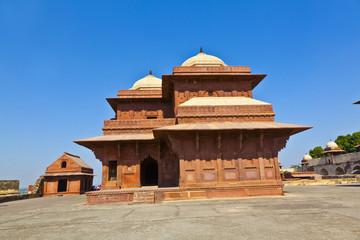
xmin=43 ymin=152 xmax=94 ymax=196
xmin=75 ymin=49 xmax=311 ymax=203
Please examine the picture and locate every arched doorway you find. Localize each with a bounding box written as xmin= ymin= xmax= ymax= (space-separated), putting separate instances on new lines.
xmin=335 ymin=167 xmax=345 ymax=175
xmin=320 ymin=168 xmax=329 ymax=175
xmin=141 ymin=157 xmax=158 ymax=186
xmin=353 ymin=166 xmax=360 ymax=171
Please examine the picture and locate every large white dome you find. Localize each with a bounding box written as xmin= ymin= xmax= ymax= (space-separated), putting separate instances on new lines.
xmin=130 ymin=71 xmax=162 ymax=90
xmin=326 ymin=140 xmax=338 ymax=149
xmin=182 ymin=49 xmax=227 ymax=67
xmin=302 ymin=154 xmax=312 ymax=161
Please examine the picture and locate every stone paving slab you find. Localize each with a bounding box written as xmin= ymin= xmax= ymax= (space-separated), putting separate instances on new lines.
xmin=1 ymin=184 xmax=360 ymax=239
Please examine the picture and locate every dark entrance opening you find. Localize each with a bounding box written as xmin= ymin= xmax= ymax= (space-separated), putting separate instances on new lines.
xmin=58 ymin=179 xmax=67 ymax=192
xmin=141 ymin=157 xmax=158 ymax=186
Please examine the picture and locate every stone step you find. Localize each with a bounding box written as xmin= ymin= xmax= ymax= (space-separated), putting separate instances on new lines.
xmin=133 ymin=197 xmax=154 ymax=201
xmin=133 ymin=192 xmax=154 ymax=197
xmin=133 ymin=194 xmax=154 ymax=198
xmin=131 ymin=191 xmax=155 ymax=204
xmin=128 ymin=201 xmax=154 ymax=205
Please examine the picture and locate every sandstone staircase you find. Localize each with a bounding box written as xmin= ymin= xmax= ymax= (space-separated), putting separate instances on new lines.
xmin=129 ymin=191 xmax=155 ymax=204
xmin=31 ymin=176 xmax=44 ymax=196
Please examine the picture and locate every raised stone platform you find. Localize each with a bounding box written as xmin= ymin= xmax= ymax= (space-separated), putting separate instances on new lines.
xmin=86 ymin=184 xmax=283 ymax=204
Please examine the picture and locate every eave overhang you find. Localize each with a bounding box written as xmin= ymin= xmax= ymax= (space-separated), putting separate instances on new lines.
xmin=74 ymin=133 xmax=155 ymax=148
xmin=322 ymin=149 xmax=346 ymax=154
xmin=43 ymin=173 xmax=95 ymax=177
xmin=153 ymin=122 xmax=312 ymax=138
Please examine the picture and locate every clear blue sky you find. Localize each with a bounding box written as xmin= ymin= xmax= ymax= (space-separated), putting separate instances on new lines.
xmin=1 ymin=0 xmax=359 ymax=188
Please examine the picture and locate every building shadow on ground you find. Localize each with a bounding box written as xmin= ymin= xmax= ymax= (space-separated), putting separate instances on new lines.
xmin=335 ymin=184 xmax=360 ymax=187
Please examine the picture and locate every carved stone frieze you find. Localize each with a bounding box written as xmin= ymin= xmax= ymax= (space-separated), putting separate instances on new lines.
xmin=274 ymin=136 xmax=290 ymax=152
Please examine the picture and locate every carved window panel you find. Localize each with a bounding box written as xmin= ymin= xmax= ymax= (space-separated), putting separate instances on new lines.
xmin=265 ymin=168 xmax=275 ymax=179
xmin=201 ymin=172 xmax=217 ymax=182
xmin=185 ymin=172 xmax=196 ymax=183
xmin=244 ymin=170 xmax=259 ymax=180
xmin=223 ymin=171 xmax=237 ymax=181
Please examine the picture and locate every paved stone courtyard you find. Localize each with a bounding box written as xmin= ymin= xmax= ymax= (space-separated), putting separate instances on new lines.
xmin=1 ymin=184 xmax=360 ymax=240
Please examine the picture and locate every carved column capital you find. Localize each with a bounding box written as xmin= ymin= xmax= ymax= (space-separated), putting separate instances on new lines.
xmin=274 ymin=136 xmax=290 ymax=152
xmin=92 ymin=148 xmax=104 ymax=161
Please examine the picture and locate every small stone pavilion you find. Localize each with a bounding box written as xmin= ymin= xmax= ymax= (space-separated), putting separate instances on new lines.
xmin=75 ymin=49 xmax=311 ymax=204
xmin=43 ymin=152 xmax=94 ymax=196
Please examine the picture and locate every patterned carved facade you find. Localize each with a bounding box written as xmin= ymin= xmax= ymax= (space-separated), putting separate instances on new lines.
xmin=75 ymin=50 xmax=311 ymax=201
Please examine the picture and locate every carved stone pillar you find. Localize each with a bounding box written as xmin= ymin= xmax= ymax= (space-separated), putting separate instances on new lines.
xmin=257 ymin=131 xmax=265 ymax=180
xmin=158 ymin=142 xmax=163 ymax=186
xmin=238 ymin=132 xmax=243 ymax=181
xmin=117 ymin=143 xmax=122 ymax=188
xmin=217 ymin=132 xmax=223 ymax=182
xmin=135 ymin=141 xmax=140 ymax=187
xmin=258 ymin=155 xmax=265 ymax=181
xmin=179 ymin=153 xmax=185 ymax=186
xmin=195 ymin=132 xmax=201 ymax=182
xmin=66 ymin=179 xmax=70 ymax=192
xmin=102 ymin=159 xmax=108 ymax=186
xmin=273 ymin=135 xmax=289 ymax=184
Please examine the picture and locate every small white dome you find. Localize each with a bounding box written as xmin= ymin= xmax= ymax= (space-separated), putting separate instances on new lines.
xmin=182 ymin=49 xmax=227 ymax=67
xmin=326 ymin=140 xmax=338 ymax=149
xmin=303 ymin=154 xmax=312 ymax=161
xmin=130 ymin=71 xmax=162 ymax=90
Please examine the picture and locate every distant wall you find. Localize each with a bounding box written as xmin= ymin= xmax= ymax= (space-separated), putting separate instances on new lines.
xmin=307 ymin=152 xmax=360 ymax=175
xmin=0 ymin=180 xmax=19 ymax=195
xmin=281 ymin=168 xmax=296 ymax=173
xmin=309 ymin=152 xmax=360 ymax=167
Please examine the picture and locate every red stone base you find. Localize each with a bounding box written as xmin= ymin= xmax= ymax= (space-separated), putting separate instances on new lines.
xmin=44 ymin=192 xmax=82 ymax=197
xmin=86 ymin=184 xmax=284 ymax=205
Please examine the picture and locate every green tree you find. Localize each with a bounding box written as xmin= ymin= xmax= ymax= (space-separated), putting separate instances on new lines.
xmin=309 ymin=146 xmax=324 ymax=159
xmin=335 ymin=131 xmax=360 ymax=153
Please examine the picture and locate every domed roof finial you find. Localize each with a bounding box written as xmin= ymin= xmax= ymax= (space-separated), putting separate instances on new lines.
xmin=149 ymin=70 xmax=152 ymax=75
xmin=181 ymin=48 xmax=227 ymax=67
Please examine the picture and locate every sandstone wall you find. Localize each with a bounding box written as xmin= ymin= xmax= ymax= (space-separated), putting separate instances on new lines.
xmin=0 ymin=180 xmax=19 ymax=195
